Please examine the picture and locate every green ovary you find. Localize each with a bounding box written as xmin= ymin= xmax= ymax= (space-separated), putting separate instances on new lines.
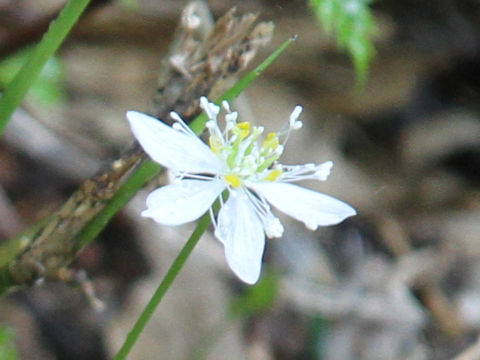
xmin=214 ymin=122 xmax=283 ymax=188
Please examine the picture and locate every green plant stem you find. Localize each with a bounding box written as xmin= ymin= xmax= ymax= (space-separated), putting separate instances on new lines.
xmin=220 ymin=36 xmax=297 ymax=102
xmin=0 ymin=267 xmax=15 ymax=297
xmin=113 ymin=212 xmax=211 ymax=360
xmin=0 ymin=0 xmax=91 ymax=136
xmin=112 ymin=38 xmax=296 ymax=357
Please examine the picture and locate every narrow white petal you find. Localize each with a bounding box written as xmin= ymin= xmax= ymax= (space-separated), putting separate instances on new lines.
xmin=252 ymin=182 xmax=356 ymax=230
xmin=215 ymin=191 xmax=265 ymax=284
xmin=127 ymin=111 xmax=222 ymax=174
xmin=142 ymin=179 xmax=225 ymax=226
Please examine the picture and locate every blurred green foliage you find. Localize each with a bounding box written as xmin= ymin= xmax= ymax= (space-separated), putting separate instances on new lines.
xmin=118 ymin=0 xmax=140 ymax=10
xmin=310 ymin=0 xmax=376 ymax=85
xmin=306 ymin=315 xmax=330 ymax=358
xmin=0 ymin=327 xmax=18 ymax=360
xmin=0 ymin=49 xmax=65 ymax=106
xmin=230 ymin=271 xmax=279 ymax=318
xmin=0 ymin=0 xmax=90 ymax=136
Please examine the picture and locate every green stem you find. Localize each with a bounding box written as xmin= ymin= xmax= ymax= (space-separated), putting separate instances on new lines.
xmin=0 ymin=267 xmax=15 ymax=297
xmin=0 ymin=215 xmax=52 ymax=268
xmin=113 ymin=212 xmax=211 ymax=360
xmin=110 ymin=37 xmax=296 ymax=353
xmin=0 ymin=0 xmax=91 ymax=136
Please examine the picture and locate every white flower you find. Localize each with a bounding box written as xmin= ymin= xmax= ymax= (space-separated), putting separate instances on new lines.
xmin=127 ymin=97 xmax=356 ymax=284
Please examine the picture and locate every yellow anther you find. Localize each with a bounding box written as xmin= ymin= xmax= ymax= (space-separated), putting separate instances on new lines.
xmin=262 ymin=132 xmax=279 ymax=150
xmin=262 ymin=169 xmax=283 ymax=182
xmin=237 ymin=122 xmax=250 ymax=131
xmin=224 ymin=174 xmax=242 ymax=188
xmin=209 ymin=135 xmax=222 ymax=154
xmin=234 ymin=122 xmax=251 ymax=140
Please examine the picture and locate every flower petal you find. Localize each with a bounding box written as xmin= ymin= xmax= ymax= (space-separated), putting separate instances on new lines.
xmin=127 ymin=111 xmax=222 ymax=174
xmin=252 ymin=182 xmax=356 ymax=230
xmin=215 ymin=190 xmax=265 ymax=284
xmin=142 ymin=179 xmax=225 ymax=226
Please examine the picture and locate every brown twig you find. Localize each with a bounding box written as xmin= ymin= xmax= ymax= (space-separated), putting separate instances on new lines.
xmin=377 ymin=214 xmax=465 ymax=337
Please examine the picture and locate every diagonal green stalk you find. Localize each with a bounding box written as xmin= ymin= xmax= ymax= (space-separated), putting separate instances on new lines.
xmin=0 ymin=0 xmax=91 ymax=136
xmin=189 ymin=36 xmax=297 ymax=131
xmin=111 ymin=37 xmax=296 ymax=360
xmin=113 ymin=212 xmax=211 ymax=360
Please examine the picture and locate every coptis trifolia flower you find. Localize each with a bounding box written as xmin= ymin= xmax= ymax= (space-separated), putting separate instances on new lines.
xmin=127 ymin=97 xmax=356 ymax=284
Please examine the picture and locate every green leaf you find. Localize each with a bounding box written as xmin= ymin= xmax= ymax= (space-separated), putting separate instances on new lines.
xmin=0 ymin=49 xmax=65 ymax=106
xmin=310 ymin=0 xmax=376 ymax=85
xmin=0 ymin=327 xmax=18 ymax=360
xmin=306 ymin=315 xmax=330 ymax=358
xmin=0 ymin=0 xmax=91 ymax=136
xmin=230 ymin=271 xmax=279 ymax=317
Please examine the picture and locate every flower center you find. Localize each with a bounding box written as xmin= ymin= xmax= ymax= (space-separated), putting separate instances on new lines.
xmin=208 ymin=120 xmax=284 ymax=187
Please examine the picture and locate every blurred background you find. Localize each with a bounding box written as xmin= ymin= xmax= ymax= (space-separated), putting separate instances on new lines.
xmin=0 ymin=0 xmax=480 ymax=359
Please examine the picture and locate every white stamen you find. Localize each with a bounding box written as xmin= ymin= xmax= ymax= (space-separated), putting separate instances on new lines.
xmin=225 ymin=112 xmax=238 ymax=123
xmin=277 ymin=161 xmax=334 ymax=183
xmin=315 ymin=161 xmax=333 ymax=181
xmin=293 ymin=120 xmax=303 ymax=130
xmin=243 ymin=190 xmax=284 ymax=238
xmin=201 ymin=97 xmax=220 ymax=121
xmin=200 ymin=97 xmax=214 ymax=119
xmin=209 ymin=103 xmax=220 ymax=117
xmin=209 ymin=206 xmax=217 ymax=228
xmin=225 ymin=120 xmax=235 ymax=131
xmin=169 ymin=111 xmax=197 ymax=137
xmin=264 ymin=216 xmax=284 ymax=238
xmin=169 ymin=111 xmax=183 ymax=123
xmin=222 ymin=100 xmax=231 ymax=113
xmin=289 ymin=105 xmax=303 ymax=127
xmin=206 ymin=120 xmax=216 ymax=129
